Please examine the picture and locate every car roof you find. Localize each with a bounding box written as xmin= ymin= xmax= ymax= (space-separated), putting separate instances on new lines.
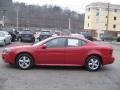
xmin=34 ymin=35 xmax=97 ymax=46
xmin=52 ymin=36 xmax=96 ymax=44
xmin=51 ymin=35 xmax=87 ymax=41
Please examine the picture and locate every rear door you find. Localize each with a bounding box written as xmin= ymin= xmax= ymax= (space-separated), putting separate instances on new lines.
xmin=65 ymin=38 xmax=87 ymax=65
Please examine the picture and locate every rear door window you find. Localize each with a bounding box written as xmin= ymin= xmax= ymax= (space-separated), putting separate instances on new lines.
xmin=67 ymin=38 xmax=87 ymax=47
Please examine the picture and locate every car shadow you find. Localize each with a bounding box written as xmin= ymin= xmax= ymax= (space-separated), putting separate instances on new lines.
xmin=33 ymin=66 xmax=84 ymax=71
xmin=4 ymin=64 xmax=113 ymax=72
xmin=32 ymin=66 xmax=113 ymax=72
xmin=5 ymin=64 xmax=84 ymax=71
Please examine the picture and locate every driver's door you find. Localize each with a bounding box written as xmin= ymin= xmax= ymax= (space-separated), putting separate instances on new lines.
xmin=37 ymin=37 xmax=67 ymax=65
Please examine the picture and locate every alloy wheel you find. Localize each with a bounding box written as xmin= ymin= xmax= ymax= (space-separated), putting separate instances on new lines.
xmin=85 ymin=56 xmax=101 ymax=71
xmin=16 ymin=54 xmax=34 ymax=70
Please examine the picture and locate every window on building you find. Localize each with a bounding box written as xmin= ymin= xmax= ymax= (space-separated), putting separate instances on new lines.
xmin=114 ymin=9 xmax=117 ymax=12
xmin=88 ymin=23 xmax=89 ymax=27
xmin=105 ymin=24 xmax=107 ymax=26
xmin=88 ymin=8 xmax=90 ymax=11
xmin=88 ymin=16 xmax=90 ymax=19
xmin=114 ymin=16 xmax=116 ymax=20
xmin=113 ymin=24 xmax=116 ymax=28
xmin=96 ymin=9 xmax=99 ymax=16
xmin=96 ymin=12 xmax=99 ymax=16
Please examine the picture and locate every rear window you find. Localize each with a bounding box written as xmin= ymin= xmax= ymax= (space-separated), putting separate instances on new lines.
xmin=21 ymin=31 xmax=33 ymax=34
xmin=67 ymin=38 xmax=87 ymax=47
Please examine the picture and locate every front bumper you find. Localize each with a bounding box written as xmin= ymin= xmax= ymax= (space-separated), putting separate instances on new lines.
xmin=2 ymin=52 xmax=15 ymax=64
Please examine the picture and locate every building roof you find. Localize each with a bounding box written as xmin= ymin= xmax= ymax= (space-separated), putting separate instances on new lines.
xmin=86 ymin=2 xmax=120 ymax=10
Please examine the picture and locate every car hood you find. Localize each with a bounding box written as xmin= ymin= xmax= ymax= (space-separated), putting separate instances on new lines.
xmin=0 ymin=37 xmax=5 ymax=40
xmin=8 ymin=45 xmax=33 ymax=50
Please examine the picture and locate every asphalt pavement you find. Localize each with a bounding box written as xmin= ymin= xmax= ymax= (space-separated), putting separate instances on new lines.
xmin=0 ymin=41 xmax=120 ymax=90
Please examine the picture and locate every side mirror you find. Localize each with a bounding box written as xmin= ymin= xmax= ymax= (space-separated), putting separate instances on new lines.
xmin=41 ymin=44 xmax=47 ymax=49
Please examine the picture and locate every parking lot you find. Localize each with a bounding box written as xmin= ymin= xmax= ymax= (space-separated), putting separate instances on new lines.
xmin=0 ymin=41 xmax=120 ymax=90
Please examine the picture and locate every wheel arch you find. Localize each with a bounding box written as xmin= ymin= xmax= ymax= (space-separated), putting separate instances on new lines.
xmin=85 ymin=54 xmax=103 ymax=65
xmin=15 ymin=52 xmax=35 ymax=65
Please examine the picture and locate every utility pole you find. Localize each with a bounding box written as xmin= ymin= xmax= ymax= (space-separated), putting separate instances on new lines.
xmin=96 ymin=8 xmax=102 ymax=40
xmin=106 ymin=3 xmax=110 ymax=31
xmin=68 ymin=17 xmax=71 ymax=32
xmin=16 ymin=6 xmax=19 ymax=31
xmin=2 ymin=10 xmax=7 ymax=28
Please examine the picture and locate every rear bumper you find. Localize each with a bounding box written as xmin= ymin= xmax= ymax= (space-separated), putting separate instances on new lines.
xmin=103 ymin=56 xmax=115 ymax=65
xmin=21 ymin=37 xmax=34 ymax=41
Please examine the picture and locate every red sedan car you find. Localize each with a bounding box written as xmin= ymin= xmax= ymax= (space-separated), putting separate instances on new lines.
xmin=2 ymin=36 xmax=114 ymax=71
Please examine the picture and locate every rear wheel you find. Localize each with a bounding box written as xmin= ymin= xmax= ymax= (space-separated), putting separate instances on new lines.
xmin=85 ymin=56 xmax=101 ymax=71
xmin=16 ymin=54 xmax=34 ymax=70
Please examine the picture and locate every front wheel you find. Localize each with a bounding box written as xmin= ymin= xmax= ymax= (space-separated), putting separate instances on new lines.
xmin=85 ymin=56 xmax=101 ymax=71
xmin=16 ymin=54 xmax=34 ymax=70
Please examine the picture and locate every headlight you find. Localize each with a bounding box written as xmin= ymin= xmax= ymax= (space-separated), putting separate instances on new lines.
xmin=3 ymin=48 xmax=11 ymax=54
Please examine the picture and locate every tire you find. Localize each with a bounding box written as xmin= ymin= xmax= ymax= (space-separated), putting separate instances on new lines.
xmin=85 ymin=56 xmax=101 ymax=71
xmin=16 ymin=53 xmax=34 ymax=70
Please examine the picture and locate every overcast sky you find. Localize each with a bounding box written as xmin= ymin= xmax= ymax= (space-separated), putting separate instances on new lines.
xmin=13 ymin=0 xmax=120 ymax=13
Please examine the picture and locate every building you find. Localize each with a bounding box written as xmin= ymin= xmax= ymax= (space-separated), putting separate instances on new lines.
xmin=0 ymin=0 xmax=12 ymax=28
xmin=84 ymin=2 xmax=120 ymax=39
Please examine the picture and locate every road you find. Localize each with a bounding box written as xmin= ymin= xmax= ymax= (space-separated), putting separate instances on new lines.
xmin=0 ymin=41 xmax=120 ymax=90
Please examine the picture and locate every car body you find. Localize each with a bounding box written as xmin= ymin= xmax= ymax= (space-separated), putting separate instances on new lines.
xmin=0 ymin=31 xmax=12 ymax=46
xmin=34 ymin=31 xmax=41 ymax=39
xmin=71 ymin=33 xmax=85 ymax=39
xmin=17 ymin=31 xmax=22 ymax=40
xmin=19 ymin=30 xmax=35 ymax=42
xmin=54 ymin=31 xmax=63 ymax=36
xmin=117 ymin=36 xmax=120 ymax=42
xmin=3 ymin=28 xmax=18 ymax=42
xmin=38 ymin=30 xmax=53 ymax=41
xmin=100 ymin=34 xmax=114 ymax=41
xmin=80 ymin=32 xmax=93 ymax=41
xmin=2 ymin=36 xmax=114 ymax=71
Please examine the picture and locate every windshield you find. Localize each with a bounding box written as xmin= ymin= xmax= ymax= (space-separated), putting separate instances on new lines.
xmin=21 ymin=31 xmax=33 ymax=34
